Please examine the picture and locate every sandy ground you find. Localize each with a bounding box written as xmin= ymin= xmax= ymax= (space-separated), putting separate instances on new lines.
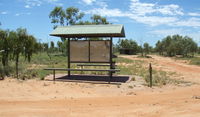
xmin=0 ymin=55 xmax=200 ymax=117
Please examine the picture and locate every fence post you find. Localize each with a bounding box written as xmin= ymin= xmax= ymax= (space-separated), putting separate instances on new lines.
xmin=149 ymin=63 xmax=152 ymax=87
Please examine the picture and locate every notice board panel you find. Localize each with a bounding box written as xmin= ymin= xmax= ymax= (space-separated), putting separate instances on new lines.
xmin=70 ymin=40 xmax=110 ymax=63
xmin=70 ymin=41 xmax=89 ymax=62
xmin=90 ymin=41 xmax=110 ymax=62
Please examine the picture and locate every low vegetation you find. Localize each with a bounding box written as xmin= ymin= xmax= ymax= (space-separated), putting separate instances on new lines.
xmin=174 ymin=56 xmax=200 ymax=66
xmin=0 ymin=51 xmax=184 ymax=86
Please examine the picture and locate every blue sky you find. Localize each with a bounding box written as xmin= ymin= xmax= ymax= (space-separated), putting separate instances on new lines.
xmin=0 ymin=0 xmax=200 ymax=46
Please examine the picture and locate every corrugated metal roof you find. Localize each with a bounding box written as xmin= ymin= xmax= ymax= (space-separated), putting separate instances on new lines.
xmin=50 ymin=24 xmax=125 ymax=38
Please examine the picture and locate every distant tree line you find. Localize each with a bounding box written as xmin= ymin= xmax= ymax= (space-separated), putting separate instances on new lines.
xmin=155 ymin=35 xmax=198 ymax=57
xmin=117 ymin=34 xmax=199 ymax=57
xmin=116 ymin=39 xmax=152 ymax=57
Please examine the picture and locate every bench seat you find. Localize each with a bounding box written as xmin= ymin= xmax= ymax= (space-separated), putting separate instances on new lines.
xmin=44 ymin=68 xmax=120 ymax=83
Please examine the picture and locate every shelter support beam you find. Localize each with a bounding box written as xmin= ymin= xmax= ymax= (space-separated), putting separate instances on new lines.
xmin=109 ymin=37 xmax=113 ymax=83
xmin=68 ymin=38 xmax=71 ymax=77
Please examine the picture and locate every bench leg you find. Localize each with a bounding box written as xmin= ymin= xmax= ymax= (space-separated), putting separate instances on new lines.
xmin=68 ymin=71 xmax=70 ymax=77
xmin=109 ymin=71 xmax=112 ymax=84
xmin=81 ymin=66 xmax=83 ymax=74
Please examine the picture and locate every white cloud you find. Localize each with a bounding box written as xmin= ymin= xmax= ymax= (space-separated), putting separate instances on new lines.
xmin=129 ymin=15 xmax=178 ymax=26
xmin=22 ymin=0 xmax=62 ymax=8
xmin=44 ymin=0 xmax=63 ymax=6
xmin=188 ymin=12 xmax=200 ymax=17
xmin=85 ymin=0 xmax=200 ymax=28
xmin=1 ymin=11 xmax=8 ymax=15
xmin=85 ymin=1 xmax=178 ymax=26
xmin=95 ymin=1 xmax=107 ymax=7
xmin=25 ymin=5 xmax=31 ymax=8
xmin=130 ymin=0 xmax=183 ymax=16
xmin=128 ymin=0 xmax=184 ymax=26
xmin=175 ymin=17 xmax=200 ymax=27
xmin=82 ymin=0 xmax=95 ymax=5
xmin=23 ymin=0 xmax=42 ymax=8
xmin=86 ymin=7 xmax=130 ymax=17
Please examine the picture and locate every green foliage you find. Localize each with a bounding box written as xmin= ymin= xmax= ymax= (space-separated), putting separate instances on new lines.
xmin=0 ymin=28 xmax=45 ymax=79
xmin=91 ymin=14 xmax=109 ymax=24
xmin=66 ymin=7 xmax=84 ymax=25
xmin=49 ymin=6 xmax=84 ymax=28
xmin=56 ymin=40 xmax=68 ymax=55
xmin=49 ymin=6 xmax=111 ymax=27
xmin=49 ymin=6 xmax=65 ymax=28
xmin=143 ymin=42 xmax=150 ymax=56
xmin=117 ymin=39 xmax=139 ymax=54
xmin=155 ymin=34 xmax=198 ymax=57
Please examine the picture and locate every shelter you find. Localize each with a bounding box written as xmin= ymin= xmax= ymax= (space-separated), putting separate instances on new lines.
xmin=119 ymin=48 xmax=136 ymax=55
xmin=46 ymin=24 xmax=125 ymax=83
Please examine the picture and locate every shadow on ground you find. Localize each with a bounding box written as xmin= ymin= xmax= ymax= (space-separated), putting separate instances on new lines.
xmin=46 ymin=75 xmax=130 ymax=84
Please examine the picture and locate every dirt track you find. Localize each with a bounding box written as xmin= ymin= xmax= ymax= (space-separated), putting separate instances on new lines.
xmin=0 ymin=55 xmax=200 ymax=117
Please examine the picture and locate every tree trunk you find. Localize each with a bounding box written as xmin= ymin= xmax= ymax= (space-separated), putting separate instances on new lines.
xmin=16 ymin=54 xmax=19 ymax=79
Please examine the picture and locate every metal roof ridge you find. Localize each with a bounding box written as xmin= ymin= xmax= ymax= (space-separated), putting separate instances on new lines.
xmin=57 ymin=24 xmax=123 ymax=28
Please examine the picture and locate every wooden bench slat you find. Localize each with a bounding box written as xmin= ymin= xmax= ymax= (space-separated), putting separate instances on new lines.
xmin=44 ymin=68 xmax=120 ymax=72
xmin=77 ymin=64 xmax=111 ymax=66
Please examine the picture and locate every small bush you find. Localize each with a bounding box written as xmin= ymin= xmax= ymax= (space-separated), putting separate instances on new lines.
xmin=145 ymin=70 xmax=169 ymax=86
xmin=128 ymin=85 xmax=133 ymax=88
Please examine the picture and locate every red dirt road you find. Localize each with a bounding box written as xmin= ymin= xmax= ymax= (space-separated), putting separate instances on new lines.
xmin=0 ymin=55 xmax=200 ymax=117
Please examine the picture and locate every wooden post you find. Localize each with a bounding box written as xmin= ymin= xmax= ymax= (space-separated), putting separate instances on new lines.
xmin=149 ymin=63 xmax=152 ymax=87
xmin=88 ymin=39 xmax=90 ymax=62
xmin=68 ymin=38 xmax=71 ymax=77
xmin=109 ymin=37 xmax=113 ymax=84
xmin=53 ymin=69 xmax=55 ymax=81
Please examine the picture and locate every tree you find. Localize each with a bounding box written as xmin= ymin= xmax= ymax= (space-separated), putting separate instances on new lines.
xmin=50 ymin=41 xmax=54 ymax=49
xmin=65 ymin=7 xmax=84 ymax=25
xmin=91 ymin=14 xmax=109 ymax=24
xmin=117 ymin=39 xmax=139 ymax=54
xmin=49 ymin=6 xmax=65 ymax=29
xmin=13 ymin=28 xmax=27 ymax=78
xmin=57 ymin=41 xmax=64 ymax=53
xmin=143 ymin=42 xmax=150 ymax=56
xmin=49 ymin=6 xmax=85 ymax=27
xmin=155 ymin=34 xmax=198 ymax=57
xmin=0 ymin=27 xmax=40 ymax=79
xmin=24 ymin=35 xmax=37 ymax=62
xmin=43 ymin=43 xmax=49 ymax=52
xmin=0 ymin=30 xmax=9 ymax=67
xmin=155 ymin=40 xmax=164 ymax=55
xmin=50 ymin=41 xmax=55 ymax=52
